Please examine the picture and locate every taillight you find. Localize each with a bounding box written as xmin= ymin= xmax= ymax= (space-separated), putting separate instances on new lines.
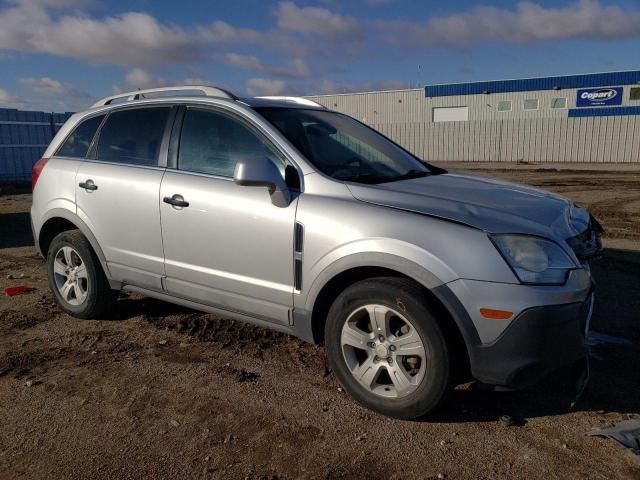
xmin=32 ymin=157 xmax=49 ymax=191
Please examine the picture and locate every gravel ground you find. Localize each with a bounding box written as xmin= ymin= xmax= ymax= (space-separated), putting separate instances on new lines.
xmin=0 ymin=169 xmax=639 ymax=479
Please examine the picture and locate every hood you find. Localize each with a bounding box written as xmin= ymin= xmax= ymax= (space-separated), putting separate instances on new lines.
xmin=346 ymin=171 xmax=589 ymax=239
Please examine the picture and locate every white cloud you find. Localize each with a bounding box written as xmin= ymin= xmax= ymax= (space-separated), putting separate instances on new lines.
xmin=0 ymin=1 xmax=360 ymax=67
xmin=20 ymin=76 xmax=89 ymax=98
xmin=0 ymin=87 xmax=25 ymax=108
xmin=200 ymin=20 xmax=262 ymax=44
xmin=0 ymin=3 xmax=201 ymax=66
xmin=124 ymin=68 xmax=166 ymax=89
xmin=275 ymin=1 xmax=362 ymax=39
xmin=313 ymin=79 xmax=409 ymax=94
xmin=183 ymin=77 xmax=214 ymax=86
xmin=245 ymin=78 xmax=292 ymax=96
xmin=222 ymin=53 xmax=311 ymax=79
xmin=0 ymin=0 xmax=638 ymax=72
xmin=18 ymin=77 xmax=94 ymax=110
xmin=112 ymin=70 xmax=220 ymax=94
xmin=379 ymin=0 xmax=640 ymax=48
xmin=20 ymin=77 xmax=67 ymax=95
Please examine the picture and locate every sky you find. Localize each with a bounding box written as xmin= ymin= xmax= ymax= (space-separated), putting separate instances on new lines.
xmin=0 ymin=0 xmax=639 ymax=112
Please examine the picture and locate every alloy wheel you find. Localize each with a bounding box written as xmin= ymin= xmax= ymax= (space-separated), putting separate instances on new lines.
xmin=53 ymin=246 xmax=89 ymax=306
xmin=340 ymin=304 xmax=428 ymax=399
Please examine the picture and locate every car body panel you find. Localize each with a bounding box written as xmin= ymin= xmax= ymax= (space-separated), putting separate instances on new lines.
xmin=294 ymin=180 xmax=518 ymax=315
xmin=447 ymin=268 xmax=592 ymax=343
xmin=346 ymin=171 xmax=589 ymax=241
xmin=160 ymin=170 xmax=298 ymax=325
xmin=75 ymin=161 xmax=166 ymax=290
xmin=31 ymin=157 xmax=83 ymax=238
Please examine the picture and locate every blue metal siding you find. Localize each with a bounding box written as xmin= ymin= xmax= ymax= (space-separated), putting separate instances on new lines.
xmin=425 ymin=71 xmax=640 ymax=97
xmin=568 ymin=106 xmax=640 ymax=118
xmin=0 ymin=108 xmax=73 ymax=182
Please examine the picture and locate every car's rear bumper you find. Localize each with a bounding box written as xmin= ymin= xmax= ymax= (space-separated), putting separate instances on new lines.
xmin=30 ymin=213 xmax=41 ymax=255
xmin=468 ymin=295 xmax=592 ymax=388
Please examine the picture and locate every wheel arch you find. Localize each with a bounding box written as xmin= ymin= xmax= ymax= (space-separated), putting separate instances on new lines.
xmin=303 ymin=254 xmax=480 ymax=361
xmin=37 ymin=209 xmax=113 ymax=282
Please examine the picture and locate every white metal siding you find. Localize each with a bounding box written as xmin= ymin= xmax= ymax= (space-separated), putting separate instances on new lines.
xmin=307 ymin=87 xmax=640 ymax=163
xmin=433 ymin=106 xmax=469 ymax=123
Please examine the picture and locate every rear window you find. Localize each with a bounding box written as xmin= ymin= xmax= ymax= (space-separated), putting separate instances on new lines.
xmin=56 ymin=115 xmax=104 ymax=158
xmin=95 ymin=107 xmax=171 ymax=166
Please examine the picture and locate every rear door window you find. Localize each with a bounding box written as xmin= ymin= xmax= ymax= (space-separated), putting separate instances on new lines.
xmin=177 ymin=108 xmax=285 ymax=178
xmin=56 ymin=115 xmax=105 ymax=158
xmin=95 ymin=107 xmax=171 ymax=166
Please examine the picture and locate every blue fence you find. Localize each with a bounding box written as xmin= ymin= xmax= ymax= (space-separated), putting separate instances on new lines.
xmin=0 ymin=108 xmax=73 ymax=183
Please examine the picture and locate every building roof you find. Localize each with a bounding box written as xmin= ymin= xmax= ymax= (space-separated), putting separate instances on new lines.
xmin=425 ymin=70 xmax=640 ymax=97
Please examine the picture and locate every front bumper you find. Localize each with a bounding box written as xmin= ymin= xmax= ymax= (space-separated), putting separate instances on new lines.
xmin=469 ymin=293 xmax=592 ymax=388
xmin=435 ymin=266 xmax=593 ymax=390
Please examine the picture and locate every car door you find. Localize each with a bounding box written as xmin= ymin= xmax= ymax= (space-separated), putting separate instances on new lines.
xmin=75 ymin=105 xmax=175 ymax=291
xmin=160 ymin=105 xmax=298 ymax=325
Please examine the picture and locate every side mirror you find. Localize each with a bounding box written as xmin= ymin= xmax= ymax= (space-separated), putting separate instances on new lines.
xmin=233 ymin=156 xmax=292 ymax=208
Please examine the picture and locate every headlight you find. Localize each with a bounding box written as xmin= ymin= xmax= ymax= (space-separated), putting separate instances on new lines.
xmin=491 ymin=235 xmax=577 ymax=285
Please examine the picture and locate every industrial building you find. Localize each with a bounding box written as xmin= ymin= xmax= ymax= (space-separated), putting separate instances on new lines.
xmin=307 ymin=70 xmax=640 ymax=165
xmin=2 ymin=70 xmax=639 ymax=183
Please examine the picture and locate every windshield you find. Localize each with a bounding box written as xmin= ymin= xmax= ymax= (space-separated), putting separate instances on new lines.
xmin=256 ymin=108 xmax=431 ymax=184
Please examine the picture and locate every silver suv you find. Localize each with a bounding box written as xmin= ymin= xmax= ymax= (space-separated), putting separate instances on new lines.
xmin=31 ymin=86 xmax=601 ymax=419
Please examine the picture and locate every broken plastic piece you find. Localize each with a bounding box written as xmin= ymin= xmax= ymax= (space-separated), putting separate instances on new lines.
xmin=587 ymin=420 xmax=640 ymax=454
xmin=570 ymin=357 xmax=590 ymax=409
xmin=4 ymin=285 xmax=35 ymax=296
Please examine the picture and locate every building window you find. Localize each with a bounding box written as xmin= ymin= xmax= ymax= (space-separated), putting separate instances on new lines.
xmin=631 ymin=87 xmax=640 ymax=101
xmin=497 ymin=100 xmax=512 ymax=112
xmin=432 ymin=106 xmax=469 ymax=122
xmin=523 ymin=99 xmax=539 ymax=110
xmin=550 ymin=97 xmax=567 ymax=109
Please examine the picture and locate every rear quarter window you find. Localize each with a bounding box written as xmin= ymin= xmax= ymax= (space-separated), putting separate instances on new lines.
xmin=95 ymin=107 xmax=171 ymax=167
xmin=56 ymin=115 xmax=105 ymax=158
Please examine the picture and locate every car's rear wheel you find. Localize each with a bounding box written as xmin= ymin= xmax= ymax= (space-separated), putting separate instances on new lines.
xmin=325 ymin=277 xmax=451 ymax=419
xmin=47 ymin=230 xmax=115 ymax=319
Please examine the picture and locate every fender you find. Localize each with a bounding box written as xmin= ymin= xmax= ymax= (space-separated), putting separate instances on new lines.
xmin=300 ymin=237 xmax=459 ymax=313
xmin=297 ymin=246 xmax=481 ymax=349
xmin=302 ymin=250 xmax=446 ymax=315
xmin=37 ymin=208 xmax=117 ymax=285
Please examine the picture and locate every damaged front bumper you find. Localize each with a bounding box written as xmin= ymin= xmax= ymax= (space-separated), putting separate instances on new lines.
xmin=470 ymin=288 xmax=594 ymax=389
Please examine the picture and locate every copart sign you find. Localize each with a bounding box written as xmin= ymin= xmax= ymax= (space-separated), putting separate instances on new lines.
xmin=576 ymin=87 xmax=623 ymax=107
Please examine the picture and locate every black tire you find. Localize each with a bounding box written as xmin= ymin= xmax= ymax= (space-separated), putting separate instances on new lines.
xmin=46 ymin=230 xmax=116 ymax=319
xmin=325 ymin=277 xmax=451 ymax=419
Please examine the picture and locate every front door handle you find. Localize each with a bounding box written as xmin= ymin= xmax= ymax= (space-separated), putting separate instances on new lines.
xmin=163 ymin=194 xmax=189 ymax=208
xmin=79 ymin=180 xmax=98 ymax=191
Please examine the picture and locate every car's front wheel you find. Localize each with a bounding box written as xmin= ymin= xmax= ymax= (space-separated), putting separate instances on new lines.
xmin=325 ymin=277 xmax=451 ymax=419
xmin=46 ymin=230 xmax=115 ymax=319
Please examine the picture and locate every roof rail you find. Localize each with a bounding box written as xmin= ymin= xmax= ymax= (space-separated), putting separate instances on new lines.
xmin=92 ymin=85 xmax=238 ymax=108
xmin=256 ymin=96 xmax=326 ymax=108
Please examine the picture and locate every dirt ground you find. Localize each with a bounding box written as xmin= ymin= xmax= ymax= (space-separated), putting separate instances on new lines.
xmin=0 ymin=169 xmax=639 ymax=479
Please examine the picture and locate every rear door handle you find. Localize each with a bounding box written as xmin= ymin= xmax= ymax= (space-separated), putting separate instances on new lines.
xmin=163 ymin=194 xmax=189 ymax=208
xmin=79 ymin=180 xmax=98 ymax=191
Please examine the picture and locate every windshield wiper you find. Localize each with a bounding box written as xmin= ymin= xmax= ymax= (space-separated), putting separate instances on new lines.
xmin=380 ymin=169 xmax=430 ymax=183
